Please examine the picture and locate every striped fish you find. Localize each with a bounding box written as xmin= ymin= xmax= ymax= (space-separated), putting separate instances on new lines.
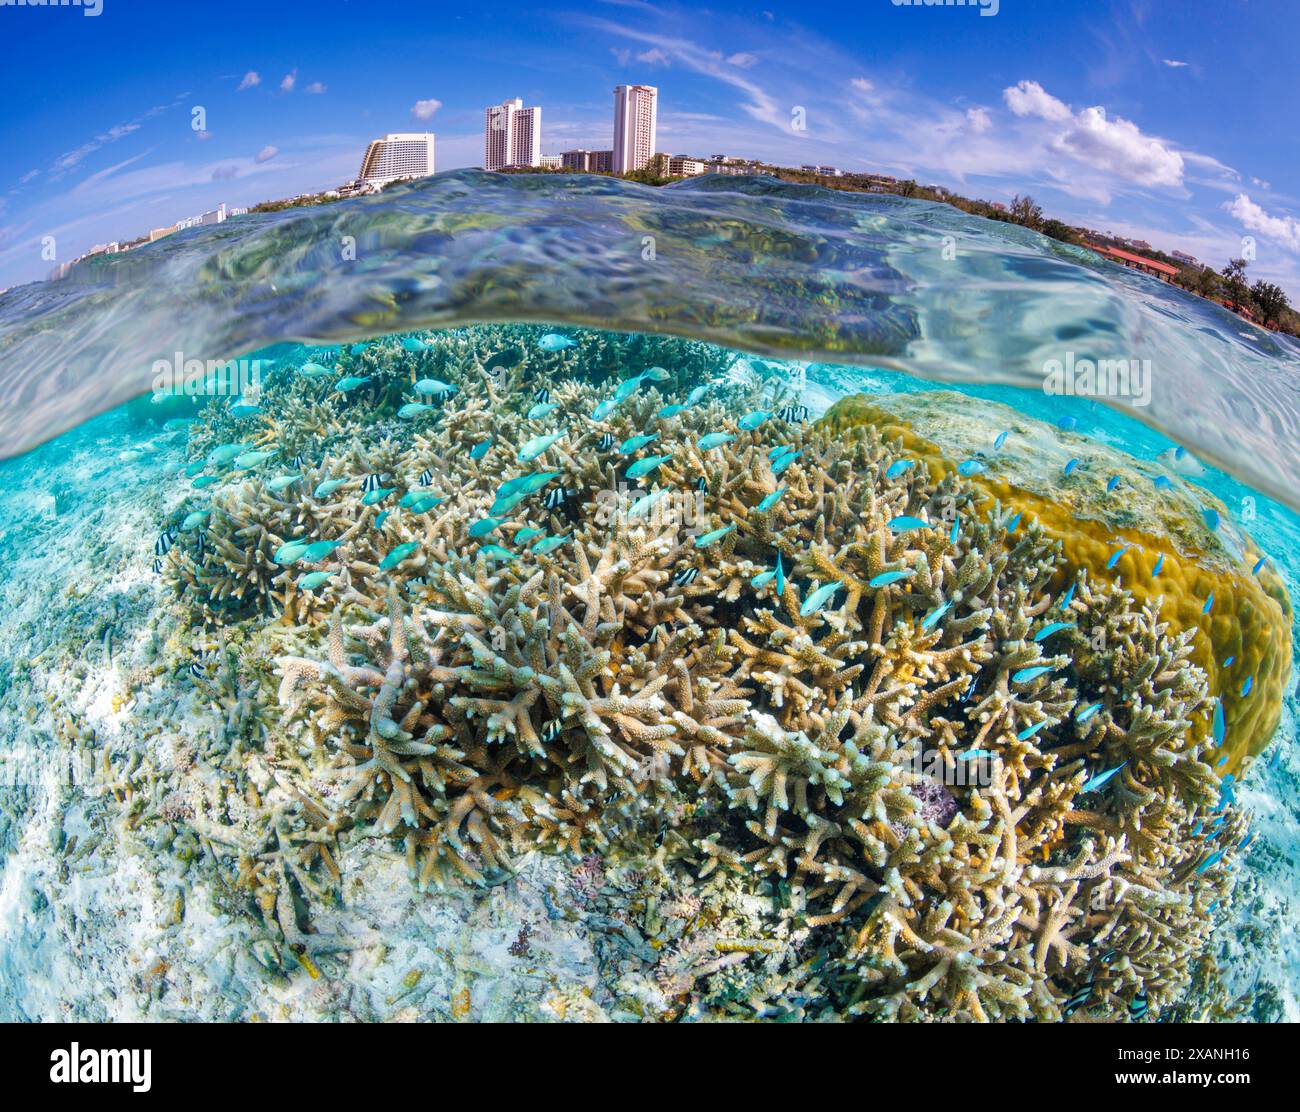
xmin=194 ymin=532 xmax=208 ymax=560
xmin=362 ymin=473 xmax=385 ymax=493
xmin=151 ymin=557 xmax=164 ymax=574
xmin=1129 ymin=993 xmax=1148 ymax=1020
xmin=645 ymin=624 xmax=663 ymax=644
xmin=777 ymin=404 xmax=809 ymax=423
xmin=1062 ymin=978 xmax=1094 ymax=1017
xmin=418 ymin=468 xmax=434 ymax=486
xmin=673 ymin=566 xmax=698 ymax=587
xmin=695 ymin=476 xmax=708 ymax=494
xmin=291 ymin=453 xmax=306 ymax=470
xmin=543 ymin=486 xmax=574 ymax=510
xmin=154 ymin=528 xmax=177 ymax=556
xmin=534 ymin=387 xmax=551 ymax=404
xmin=541 ymin=718 xmax=563 ymax=743
xmin=598 ymin=433 xmax=615 ymax=451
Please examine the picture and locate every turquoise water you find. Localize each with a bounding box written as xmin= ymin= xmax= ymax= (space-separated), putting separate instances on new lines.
xmin=0 ymin=173 xmax=1296 ymax=1022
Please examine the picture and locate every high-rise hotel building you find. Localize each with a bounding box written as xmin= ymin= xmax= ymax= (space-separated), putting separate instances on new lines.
xmin=357 ymin=133 xmax=436 ymax=186
xmin=612 ymin=84 xmax=658 ymax=173
xmin=484 ymin=98 xmax=542 ymax=170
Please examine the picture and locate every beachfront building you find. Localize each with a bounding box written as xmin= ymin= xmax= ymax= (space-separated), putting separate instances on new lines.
xmin=666 ymin=155 xmax=707 ymax=177
xmin=539 ymin=154 xmax=562 ymax=170
xmin=612 ymin=84 xmax=658 ymax=173
xmin=358 ymin=133 xmax=436 ymax=187
xmin=484 ymin=98 xmax=542 ymax=170
xmin=561 ymin=148 xmax=613 ymax=173
xmin=1088 ymin=243 xmax=1180 ymax=283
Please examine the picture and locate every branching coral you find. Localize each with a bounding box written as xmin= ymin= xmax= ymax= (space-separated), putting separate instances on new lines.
xmin=147 ymin=326 xmax=1263 ymax=1021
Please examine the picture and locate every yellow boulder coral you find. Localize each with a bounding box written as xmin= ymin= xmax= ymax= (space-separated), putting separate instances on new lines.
xmin=821 ymin=391 xmax=1292 ymax=776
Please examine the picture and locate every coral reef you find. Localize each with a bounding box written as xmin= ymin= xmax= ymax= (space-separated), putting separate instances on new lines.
xmin=123 ymin=328 xmax=1267 ymax=1021
xmin=822 ymin=392 xmax=1292 ymax=779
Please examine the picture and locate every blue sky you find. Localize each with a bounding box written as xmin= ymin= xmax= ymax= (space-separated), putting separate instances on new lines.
xmin=2 ymin=0 xmax=1299 ymax=295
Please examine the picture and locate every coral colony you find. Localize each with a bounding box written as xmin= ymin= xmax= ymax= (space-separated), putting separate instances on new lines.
xmin=98 ymin=325 xmax=1287 ymax=1020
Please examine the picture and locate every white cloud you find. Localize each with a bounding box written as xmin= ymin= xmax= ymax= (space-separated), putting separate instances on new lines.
xmin=966 ymin=107 xmax=992 ymax=134
xmin=637 ymin=47 xmax=671 ymax=65
xmin=411 ymin=98 xmax=441 ymax=121
xmin=610 ymin=47 xmax=631 ymax=65
xmin=1050 ymin=106 xmax=1184 ymax=188
xmin=1226 ymin=193 xmax=1300 ymax=252
xmin=727 ymin=52 xmax=758 ymax=68
xmin=1003 ymin=80 xmax=1072 ymax=122
xmin=254 ymin=145 xmax=279 ymax=164
xmin=280 ymin=69 xmax=297 ymax=93
xmin=1162 ymin=59 xmax=1189 ymax=68
xmin=305 ymin=81 xmax=327 ymax=94
xmin=237 ymin=71 xmax=260 ymax=91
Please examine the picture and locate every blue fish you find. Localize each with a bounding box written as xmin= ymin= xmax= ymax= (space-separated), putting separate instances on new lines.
xmin=686 ymin=386 xmax=708 ymax=406
xmin=1106 ymin=546 xmax=1127 ymax=570
xmin=1195 ymin=849 xmax=1226 ymax=874
xmin=469 ymin=517 xmax=504 ymax=538
xmin=1252 ymin=555 xmax=1268 ymax=574
xmin=527 ymin=402 xmax=559 ymax=421
xmin=885 ymin=460 xmax=914 ymax=479
xmin=694 ymin=524 xmax=736 ymax=549
xmin=751 ymin=568 xmax=776 ymax=589
xmin=950 ymin=515 xmax=960 ymax=544
xmin=537 ymin=333 xmax=574 ymax=352
xmin=1012 ymin=666 xmax=1055 ymax=684
xmin=1152 ymin=553 xmax=1164 ymax=576
xmin=1203 ymin=508 xmax=1221 ymax=530
xmin=1154 ymin=475 xmax=1173 ymax=490
xmin=398 ymin=403 xmax=435 ymax=419
xmin=532 ymin=533 xmax=572 ymax=555
xmin=888 ymin=516 xmax=931 ymax=533
xmin=1079 ymin=761 xmax=1127 ymax=794
xmin=1076 ymin=702 xmax=1103 ymax=722
xmin=738 ymin=410 xmax=771 ymax=431
xmin=471 ymin=439 xmax=492 ymax=460
xmin=627 ymin=454 xmax=671 ymax=480
xmin=756 ymin=487 xmax=787 ymax=513
xmin=698 ymin=432 xmax=735 ymax=451
xmin=658 ymin=404 xmax=687 ymax=419
xmin=593 ymin=398 xmax=619 ymax=421
xmin=519 ymin=432 xmax=565 ymax=462
xmin=869 ymin=569 xmax=914 ymax=587
xmin=957 ymin=460 xmax=984 ymax=477
xmin=799 ymin=580 xmax=843 ymax=617
xmin=1057 ymin=416 xmax=1078 ymax=431
xmin=1202 ymin=592 xmax=1214 ymax=614
xmin=621 ymin=432 xmax=660 ymax=454
xmin=776 ymin=552 xmax=785 ymax=595
xmin=959 ymin=749 xmax=994 ymax=762
xmin=994 ymin=430 xmax=1009 ymax=450
xmin=379 ymin=542 xmax=420 ymax=571
xmin=1106 ymin=475 xmax=1121 ymax=492
xmin=629 ymin=488 xmax=668 ymax=517
xmin=1034 ymin=622 xmax=1074 ymax=642
xmin=1006 ymin=512 xmax=1022 ymax=532
xmin=1017 ymin=720 xmax=1051 ymax=741
xmin=767 ymin=445 xmax=792 ymax=460
xmin=401 ymin=337 xmax=428 ymax=352
xmin=771 ymin=451 xmax=802 ymax=475
xmin=920 ymin=599 xmax=953 ymax=631
xmin=1063 ymin=458 xmax=1080 ymax=477
xmin=1241 ymin=675 xmax=1254 ymax=697
xmin=1059 ymin=582 xmax=1076 ymax=609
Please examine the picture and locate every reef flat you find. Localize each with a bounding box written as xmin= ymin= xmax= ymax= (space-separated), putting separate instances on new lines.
xmin=0 ymin=325 xmax=1294 ymax=1022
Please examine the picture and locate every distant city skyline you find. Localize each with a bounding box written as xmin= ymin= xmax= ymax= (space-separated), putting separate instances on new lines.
xmin=2 ymin=0 xmax=1298 ymax=297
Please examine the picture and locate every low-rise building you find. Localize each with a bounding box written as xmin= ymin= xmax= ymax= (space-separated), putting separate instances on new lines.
xmin=666 ymin=155 xmax=706 ymax=176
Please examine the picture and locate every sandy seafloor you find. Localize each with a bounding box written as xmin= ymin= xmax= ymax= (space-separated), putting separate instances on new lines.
xmin=0 ymin=385 xmax=1296 ymax=1023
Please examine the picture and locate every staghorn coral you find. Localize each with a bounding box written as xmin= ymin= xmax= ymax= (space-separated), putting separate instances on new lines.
xmin=145 ymin=326 xmax=1267 ymax=1021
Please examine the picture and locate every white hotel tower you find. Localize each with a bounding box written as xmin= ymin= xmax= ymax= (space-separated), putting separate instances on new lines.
xmin=484 ymin=98 xmax=542 ymax=171
xmin=357 ymin=133 xmax=436 ymax=187
xmin=612 ymin=84 xmax=657 ymax=173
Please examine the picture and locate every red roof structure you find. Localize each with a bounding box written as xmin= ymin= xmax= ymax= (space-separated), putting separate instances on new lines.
xmin=1087 ymin=244 xmax=1181 ymax=280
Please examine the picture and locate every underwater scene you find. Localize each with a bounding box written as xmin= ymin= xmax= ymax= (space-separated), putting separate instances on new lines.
xmin=0 ymin=172 xmax=1297 ymax=1025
